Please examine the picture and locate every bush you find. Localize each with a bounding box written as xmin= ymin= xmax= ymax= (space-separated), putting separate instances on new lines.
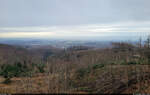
xmin=127 ymin=61 xmax=140 ymax=65
xmin=119 ymin=61 xmax=140 ymax=65
xmin=92 ymin=64 xmax=104 ymax=69
xmin=0 ymin=64 xmax=19 ymax=78
xmin=0 ymin=62 xmax=33 ymax=84
xmin=36 ymin=63 xmax=45 ymax=73
xmin=76 ymin=67 xmax=91 ymax=79
xmin=3 ymin=78 xmax=11 ymax=84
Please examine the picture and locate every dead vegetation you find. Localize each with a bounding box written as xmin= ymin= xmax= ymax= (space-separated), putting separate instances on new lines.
xmin=0 ymin=36 xmax=150 ymax=94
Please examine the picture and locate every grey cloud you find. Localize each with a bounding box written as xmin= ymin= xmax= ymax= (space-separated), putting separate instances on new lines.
xmin=0 ymin=0 xmax=150 ymax=27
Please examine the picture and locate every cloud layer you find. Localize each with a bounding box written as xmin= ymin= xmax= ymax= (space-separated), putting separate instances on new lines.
xmin=0 ymin=0 xmax=150 ymax=26
xmin=0 ymin=0 xmax=150 ymax=40
xmin=0 ymin=21 xmax=149 ymax=40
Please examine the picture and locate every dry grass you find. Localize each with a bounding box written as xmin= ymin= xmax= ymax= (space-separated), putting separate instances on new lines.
xmin=0 ymin=65 xmax=150 ymax=94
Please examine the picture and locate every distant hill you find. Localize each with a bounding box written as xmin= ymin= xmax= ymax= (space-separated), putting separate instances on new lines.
xmin=0 ymin=44 xmax=31 ymax=64
xmin=0 ymin=44 xmax=64 ymax=64
xmin=0 ymin=38 xmax=112 ymax=49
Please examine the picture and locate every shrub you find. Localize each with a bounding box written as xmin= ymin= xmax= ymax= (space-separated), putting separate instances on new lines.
xmin=0 ymin=64 xmax=18 ymax=78
xmin=76 ymin=67 xmax=91 ymax=79
xmin=92 ymin=64 xmax=104 ymax=69
xmin=127 ymin=61 xmax=140 ymax=65
xmin=119 ymin=61 xmax=140 ymax=65
xmin=36 ymin=63 xmax=45 ymax=73
xmin=0 ymin=62 xmax=33 ymax=84
xmin=3 ymin=78 xmax=11 ymax=84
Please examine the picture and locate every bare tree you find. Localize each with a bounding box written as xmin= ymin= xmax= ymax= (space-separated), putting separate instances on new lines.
xmin=145 ymin=35 xmax=150 ymax=48
xmin=137 ymin=37 xmax=142 ymax=48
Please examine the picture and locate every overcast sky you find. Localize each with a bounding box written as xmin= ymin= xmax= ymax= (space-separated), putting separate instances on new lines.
xmin=0 ymin=0 xmax=150 ymax=40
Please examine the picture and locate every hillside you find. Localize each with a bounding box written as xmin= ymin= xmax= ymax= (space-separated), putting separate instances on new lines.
xmin=0 ymin=44 xmax=31 ymax=64
xmin=0 ymin=41 xmax=150 ymax=94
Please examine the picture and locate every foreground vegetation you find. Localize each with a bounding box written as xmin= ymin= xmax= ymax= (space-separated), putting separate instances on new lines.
xmin=0 ymin=36 xmax=150 ymax=94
